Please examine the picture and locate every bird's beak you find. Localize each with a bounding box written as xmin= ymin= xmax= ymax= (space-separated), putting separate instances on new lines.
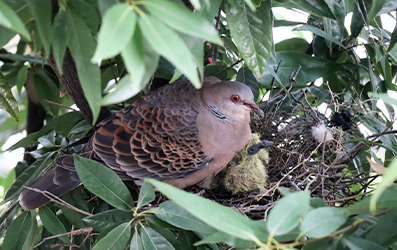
xmin=244 ymin=103 xmax=264 ymax=118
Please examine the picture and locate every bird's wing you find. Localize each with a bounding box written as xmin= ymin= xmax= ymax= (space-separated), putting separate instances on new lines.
xmin=93 ymin=79 xmax=211 ymax=180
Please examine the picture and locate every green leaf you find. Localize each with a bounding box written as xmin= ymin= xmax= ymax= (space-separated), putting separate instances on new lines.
xmin=7 ymin=111 xmax=83 ymax=151
xmin=74 ymin=155 xmax=134 ymax=211
xmin=83 ymin=209 xmax=134 ymax=232
xmin=0 ymin=1 xmax=30 ymax=41
xmin=145 ymin=0 xmax=222 ymax=45
xmin=342 ymin=236 xmax=388 ymax=250
xmin=273 ymin=0 xmax=335 ymax=19
xmin=368 ymin=0 xmax=397 ymax=21
xmin=137 ymin=181 xmax=155 ymax=208
xmin=52 ymin=10 xmax=70 ymax=73
xmin=275 ymin=38 xmax=310 ymax=53
xmin=15 ymin=65 xmax=28 ymax=94
xmin=131 ymin=231 xmax=144 ymax=250
xmin=92 ymin=4 xmax=137 ymax=61
xmin=139 ymin=15 xmax=200 ymax=88
xmin=0 ymin=26 xmax=16 ymax=48
xmin=225 ymin=0 xmax=273 ymax=77
xmin=27 ymin=0 xmax=52 ymax=55
xmin=195 ymin=231 xmax=255 ymax=248
xmin=325 ymin=0 xmax=346 ymax=27
xmin=236 ymin=66 xmax=260 ymax=101
xmin=39 ymin=206 xmax=70 ymax=243
xmin=146 ymin=179 xmax=265 ymax=241
xmin=23 ymin=211 xmax=38 ymax=250
xmin=294 ymin=25 xmax=345 ymax=48
xmin=2 ymin=211 xmax=32 ymax=250
xmin=371 ymin=156 xmax=397 ymax=212
xmin=93 ymin=222 xmax=131 ymax=250
xmin=0 ymin=71 xmax=19 ymax=124
xmin=154 ymin=201 xmax=216 ymax=234
xmin=204 ymin=62 xmax=228 ymax=80
xmin=195 ymin=0 xmax=222 ymax=23
xmin=140 ymin=226 xmax=176 ymax=250
xmin=67 ymin=10 xmax=101 ymax=124
xmin=364 ymin=208 xmax=397 ymax=246
xmin=267 ymin=191 xmax=310 ymax=236
xmin=388 ymin=18 xmax=397 ymax=52
xmin=300 ymin=207 xmax=350 ymax=238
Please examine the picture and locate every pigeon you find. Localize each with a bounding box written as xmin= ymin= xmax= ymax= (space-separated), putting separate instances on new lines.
xmin=19 ymin=77 xmax=264 ymax=210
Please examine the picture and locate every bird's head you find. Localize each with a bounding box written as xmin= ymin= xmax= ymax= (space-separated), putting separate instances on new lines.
xmin=202 ymin=80 xmax=264 ymax=120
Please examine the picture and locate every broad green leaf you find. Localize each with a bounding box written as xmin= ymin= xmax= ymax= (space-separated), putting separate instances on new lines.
xmin=33 ymin=72 xmax=61 ymax=116
xmin=83 ymin=209 xmax=134 ymax=232
xmin=92 ymin=3 xmax=137 ymax=61
xmin=93 ymin=222 xmax=131 ymax=250
xmin=0 ymin=26 xmax=15 ymax=48
xmin=267 ymin=191 xmax=310 ymax=236
xmin=195 ymin=231 xmax=256 ymax=248
xmin=236 ymin=66 xmax=260 ymax=101
xmin=195 ymin=0 xmax=222 ymax=23
xmin=350 ymin=0 xmax=369 ymax=38
xmin=325 ymin=0 xmax=346 ymax=27
xmin=139 ymin=15 xmax=200 ymax=88
xmin=179 ymin=231 xmax=198 ymax=250
xmin=368 ymin=0 xmax=397 ymax=21
xmin=300 ymin=207 xmax=350 ymax=238
xmin=225 ymin=0 xmax=273 ymax=77
xmin=27 ymin=0 xmax=52 ymax=55
xmin=23 ymin=211 xmax=38 ymax=250
xmin=140 ymin=226 xmax=176 ymax=250
xmin=273 ymin=0 xmax=335 ymax=19
xmin=52 ymin=10 xmax=70 ymax=73
xmin=147 ymin=179 xmax=265 ymax=241
xmin=7 ymin=112 xmax=83 ymax=151
xmin=146 ymin=0 xmax=222 ymax=45
xmin=364 ymin=208 xmax=397 ymax=246
xmin=0 ymin=1 xmax=30 ymax=41
xmin=294 ymin=25 xmax=345 ymax=48
xmin=2 ymin=212 xmax=32 ymax=250
xmin=154 ymin=201 xmax=216 ymax=233
xmin=275 ymin=38 xmax=310 ymax=53
xmin=67 ymin=10 xmax=101 ymax=124
xmin=204 ymin=62 xmax=228 ymax=80
xmin=222 ymin=35 xmax=239 ymax=55
xmin=137 ymin=181 xmax=155 ymax=208
xmin=370 ymin=156 xmax=397 ymax=212
xmin=131 ymin=231 xmax=144 ymax=250
xmin=342 ymin=236 xmax=388 ymax=250
xmin=15 ymin=65 xmax=28 ymax=93
xmin=39 ymin=206 xmax=70 ymax=243
xmin=179 ymin=33 xmax=205 ymax=78
xmin=74 ymin=155 xmax=134 ymax=211
xmin=0 ymin=71 xmax=19 ymax=124
xmin=388 ymin=18 xmax=397 ymax=52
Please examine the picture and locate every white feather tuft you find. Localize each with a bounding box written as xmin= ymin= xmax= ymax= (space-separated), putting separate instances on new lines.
xmin=311 ymin=123 xmax=333 ymax=143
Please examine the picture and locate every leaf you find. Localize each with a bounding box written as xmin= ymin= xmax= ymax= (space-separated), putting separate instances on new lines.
xmin=195 ymin=231 xmax=255 ymax=248
xmin=0 ymin=26 xmax=15 ymax=48
xmin=39 ymin=206 xmax=70 ymax=243
xmin=15 ymin=65 xmax=28 ymax=94
xmin=273 ymin=0 xmax=335 ymax=19
xmin=2 ymin=212 xmax=32 ymax=250
xmin=225 ymin=0 xmax=273 ymax=77
xmin=7 ymin=112 xmax=83 ymax=151
xmin=275 ymin=38 xmax=310 ymax=53
xmin=367 ymin=156 xmax=387 ymax=175
xmin=267 ymin=191 xmax=310 ymax=236
xmin=204 ymin=62 xmax=228 ymax=80
xmin=139 ymin=15 xmax=200 ymax=88
xmin=137 ymin=181 xmax=155 ymax=208
xmin=93 ymin=222 xmax=131 ymax=250
xmin=83 ymin=209 xmax=134 ymax=232
xmin=23 ymin=211 xmax=38 ymax=250
xmin=370 ymin=156 xmax=397 ymax=212
xmin=154 ymin=200 xmax=216 ymax=234
xmin=300 ymin=207 xmax=350 ymax=238
xmin=294 ymin=25 xmax=345 ymax=48
xmin=342 ymin=236 xmax=388 ymax=250
xmin=368 ymin=0 xmax=397 ymax=21
xmin=140 ymin=226 xmax=176 ymax=250
xmin=0 ymin=1 xmax=30 ymax=41
xmin=131 ymin=231 xmax=144 ymax=250
xmin=27 ymin=0 xmax=52 ymax=55
xmin=195 ymin=0 xmax=222 ymax=23
xmin=145 ymin=0 xmax=222 ymax=45
xmin=67 ymin=10 xmax=101 ymax=124
xmin=52 ymin=10 xmax=70 ymax=73
xmin=388 ymin=17 xmax=397 ymax=52
xmin=146 ymin=179 xmax=266 ymax=241
xmin=364 ymin=208 xmax=397 ymax=246
xmin=236 ymin=66 xmax=260 ymax=101
xmin=74 ymin=155 xmax=134 ymax=211
xmin=92 ymin=3 xmax=137 ymax=61
xmin=0 ymin=71 xmax=19 ymax=124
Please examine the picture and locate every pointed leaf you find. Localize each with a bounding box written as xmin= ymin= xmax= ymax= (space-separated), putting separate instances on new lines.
xmin=300 ymin=207 xmax=350 ymax=238
xmin=140 ymin=227 xmax=176 ymax=250
xmin=27 ymin=0 xmax=52 ymax=55
xmin=39 ymin=206 xmax=70 ymax=243
xmin=294 ymin=25 xmax=345 ymax=48
xmin=267 ymin=191 xmax=310 ymax=236
xmin=93 ymin=222 xmax=131 ymax=250
xmin=137 ymin=181 xmax=155 ymax=208
xmin=146 ymin=0 xmax=221 ymax=45
xmin=2 ymin=212 xmax=32 ymax=250
xmin=52 ymin=10 xmax=70 ymax=73
xmin=236 ymin=66 xmax=259 ymax=101
xmin=74 ymin=155 xmax=134 ymax=211
xmin=15 ymin=65 xmax=28 ymax=94
xmin=83 ymin=209 xmax=134 ymax=232
xmin=368 ymin=0 xmax=397 ymax=21
xmin=195 ymin=0 xmax=222 ymax=23
xmin=92 ymin=4 xmax=137 ymax=61
xmin=154 ymin=200 xmax=216 ymax=233
xmin=0 ymin=71 xmax=19 ymax=124
xmin=131 ymin=231 xmax=144 ymax=250
xmin=225 ymin=0 xmax=273 ymax=77
xmin=0 ymin=1 xmax=30 ymax=40
xmin=139 ymin=15 xmax=200 ymax=88
xmin=146 ymin=179 xmax=265 ymax=241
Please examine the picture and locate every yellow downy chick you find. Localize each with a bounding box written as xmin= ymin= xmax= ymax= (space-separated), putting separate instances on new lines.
xmin=211 ymin=133 xmax=271 ymax=194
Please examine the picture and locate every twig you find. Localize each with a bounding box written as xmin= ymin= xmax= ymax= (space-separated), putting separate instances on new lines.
xmin=43 ymin=100 xmax=79 ymax=112
xmin=30 ymin=227 xmax=93 ymax=250
xmin=209 ymin=8 xmax=221 ymax=57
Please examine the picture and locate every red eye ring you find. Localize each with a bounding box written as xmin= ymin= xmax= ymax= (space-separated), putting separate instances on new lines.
xmin=231 ymin=95 xmax=240 ymax=103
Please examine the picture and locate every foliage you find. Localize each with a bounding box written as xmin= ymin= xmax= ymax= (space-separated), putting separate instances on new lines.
xmin=0 ymin=0 xmax=397 ymax=249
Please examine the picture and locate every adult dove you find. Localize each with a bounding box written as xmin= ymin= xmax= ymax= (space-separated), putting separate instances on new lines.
xmin=19 ymin=77 xmax=264 ymax=210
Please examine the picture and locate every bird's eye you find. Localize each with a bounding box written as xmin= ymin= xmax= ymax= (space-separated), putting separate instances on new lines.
xmin=231 ymin=95 xmax=240 ymax=103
